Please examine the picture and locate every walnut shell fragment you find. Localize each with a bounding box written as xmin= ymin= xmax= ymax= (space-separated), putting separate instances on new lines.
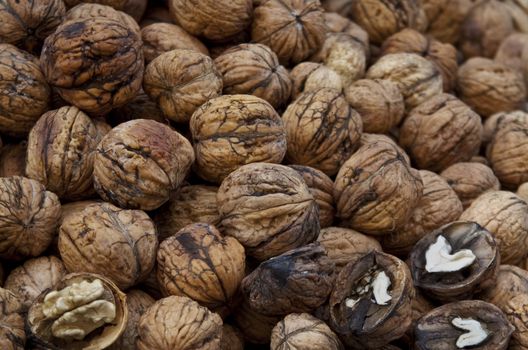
xmin=0 ymin=143 xmax=27 ymax=178
xmin=0 ymin=288 xmax=26 ymax=350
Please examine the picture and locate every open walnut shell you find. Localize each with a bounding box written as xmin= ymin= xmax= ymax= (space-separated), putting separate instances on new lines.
xmin=26 ymin=272 xmax=128 ymax=350
xmin=0 ymin=287 xmax=25 ymax=350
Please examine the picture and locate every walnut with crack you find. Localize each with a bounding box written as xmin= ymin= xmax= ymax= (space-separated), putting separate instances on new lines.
xmin=290 ymin=62 xmax=342 ymax=99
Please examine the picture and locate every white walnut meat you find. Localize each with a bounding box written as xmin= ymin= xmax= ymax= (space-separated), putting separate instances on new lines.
xmin=0 ymin=288 xmax=26 ymax=350
xmin=251 ymin=0 xmax=327 ymax=66
xmin=399 ymin=93 xmax=483 ymax=172
xmin=214 ymin=43 xmax=292 ymax=109
xmin=58 ymin=202 xmax=158 ymax=290
xmin=282 ymin=88 xmax=363 ymax=176
xmin=190 ymin=95 xmax=286 ymax=184
xmin=0 ymin=143 xmax=27 ymax=178
xmin=233 ymin=299 xmax=282 ymax=344
xmin=0 ymin=176 xmax=61 ymax=261
xmin=0 ymin=44 xmax=50 ymax=136
xmin=63 ymin=0 xmax=147 ymax=22
xmin=290 ymin=62 xmax=343 ymax=100
xmin=94 ymin=119 xmax=195 ymax=211
xmin=26 ymin=273 xmax=127 ymax=350
xmin=143 ymin=49 xmax=222 ymax=123
xmin=334 ymin=139 xmax=424 ymax=235
xmin=218 ymin=163 xmax=320 ymax=261
xmin=137 ymin=295 xmax=223 ymax=350
xmin=421 ymin=0 xmax=475 ymax=44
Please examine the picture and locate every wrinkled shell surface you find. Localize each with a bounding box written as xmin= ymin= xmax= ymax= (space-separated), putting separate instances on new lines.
xmin=64 ymin=0 xmax=147 ymax=22
xmin=0 ymin=288 xmax=25 ymax=350
xmin=64 ymin=3 xmax=140 ymax=35
xmin=495 ymin=33 xmax=528 ymax=71
xmin=422 ymin=0 xmax=474 ymax=44
xmin=290 ymin=62 xmax=342 ymax=100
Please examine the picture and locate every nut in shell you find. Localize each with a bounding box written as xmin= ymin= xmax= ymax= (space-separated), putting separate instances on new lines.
xmin=64 ymin=0 xmax=147 ymax=22
xmin=290 ymin=62 xmax=343 ymax=100
xmin=0 ymin=287 xmax=26 ymax=350
xmin=422 ymin=0 xmax=474 ymax=44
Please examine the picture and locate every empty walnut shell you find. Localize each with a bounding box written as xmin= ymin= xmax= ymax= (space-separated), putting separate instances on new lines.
xmin=58 ymin=202 xmax=158 ymax=290
xmin=93 ymin=119 xmax=195 ymax=211
xmin=283 ymin=88 xmax=363 ymax=176
xmin=143 ymin=49 xmax=223 ymax=123
xmin=414 ymin=300 xmax=513 ymax=350
xmin=218 ymin=163 xmax=320 ymax=261
xmin=252 ymin=0 xmax=326 ymax=66
xmin=64 ymin=0 xmax=147 ymax=22
xmin=137 ymin=295 xmax=223 ymax=350
xmin=0 ymin=143 xmax=27 ymax=178
xmin=0 ymin=44 xmax=50 ymax=136
xmin=233 ymin=299 xmax=281 ymax=344
xmin=190 ymin=95 xmax=286 ymax=184
xmin=214 ymin=43 xmax=292 ymax=109
xmin=290 ymin=62 xmax=343 ymax=99
xmin=0 ymin=287 xmax=25 ymax=350
xmin=422 ymin=0 xmax=474 ymax=44
xmin=220 ymin=324 xmax=244 ymax=350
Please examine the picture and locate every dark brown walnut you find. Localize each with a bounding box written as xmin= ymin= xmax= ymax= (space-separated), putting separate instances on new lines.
xmin=0 ymin=0 xmax=65 ymax=53
xmin=137 ymin=295 xmax=223 ymax=350
xmin=64 ymin=3 xmax=140 ymax=35
xmin=0 ymin=288 xmax=25 ymax=350
xmin=366 ymin=53 xmax=443 ymax=110
xmin=143 ymin=49 xmax=222 ymax=123
xmin=289 ymin=165 xmax=335 ymax=228
xmin=495 ymin=33 xmax=528 ymax=72
xmin=251 ymin=0 xmax=326 ymax=66
xmin=0 ymin=44 xmax=49 ymax=136
xmin=324 ymin=13 xmax=370 ymax=56
xmin=109 ymin=89 xmax=166 ymax=126
xmin=344 ymin=79 xmax=405 ymax=134
xmin=141 ymin=23 xmax=208 ymax=63
xmin=26 ymin=273 xmax=128 ymax=350
xmin=233 ymin=299 xmax=281 ymax=344
xmin=440 ymin=162 xmax=501 ymax=209
xmin=517 ymin=182 xmax=528 ymax=202
xmin=0 ymin=143 xmax=26 ymax=177
xmin=271 ymin=313 xmax=343 ymax=350
xmin=421 ymin=0 xmax=475 ymax=44
xmin=414 ymin=300 xmax=513 ymax=350
xmin=63 ymin=0 xmax=147 ymax=22
xmin=380 ymin=170 xmax=463 ymax=257
xmin=0 ymin=263 xmax=3 ymax=286
xmin=290 ymin=62 xmax=343 ymax=99
xmin=218 ymin=163 xmax=320 ymax=260
xmin=457 ymin=58 xmax=526 ymax=118
xmin=328 ymin=251 xmax=414 ymax=349
xmin=460 ymin=191 xmax=528 ymax=265
xmin=334 ymin=140 xmax=424 ymax=235
xmin=282 ymin=88 xmax=363 ymax=176
xmin=40 ymin=16 xmax=143 ymax=116
xmin=4 ymin=256 xmax=67 ymax=311
xmin=140 ymin=5 xmax=173 ymax=28
xmin=154 ymin=185 xmax=220 ymax=241
xmin=190 ymin=95 xmax=286 ymax=184
xmin=58 ymin=202 xmax=158 ymax=290
xmin=0 ymin=176 xmax=61 ymax=260
xmin=399 ymin=93 xmax=483 ymax=171
xmin=94 ymin=119 xmax=195 ymax=210
xmin=220 ymin=324 xmax=244 ymax=350
xmin=242 ymin=243 xmax=334 ymax=316
xmin=214 ymin=43 xmax=292 ymax=109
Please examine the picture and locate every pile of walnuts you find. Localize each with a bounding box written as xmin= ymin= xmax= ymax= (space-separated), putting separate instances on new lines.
xmin=2 ymin=0 xmax=528 ymax=349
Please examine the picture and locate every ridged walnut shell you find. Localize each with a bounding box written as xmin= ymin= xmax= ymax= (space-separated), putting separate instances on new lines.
xmin=64 ymin=3 xmax=140 ymax=35
xmin=0 ymin=288 xmax=25 ymax=350
xmin=518 ymin=182 xmax=528 ymax=202
xmin=323 ymin=12 xmax=369 ymax=55
xmin=290 ymin=62 xmax=343 ymax=99
xmin=64 ymin=0 xmax=147 ymax=22
xmin=422 ymin=0 xmax=475 ymax=44
xmin=495 ymin=33 xmax=528 ymax=72
xmin=0 ymin=143 xmax=27 ymax=178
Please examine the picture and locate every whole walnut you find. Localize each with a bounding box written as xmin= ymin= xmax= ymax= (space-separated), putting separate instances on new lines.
xmin=495 ymin=33 xmax=528 ymax=72
xmin=233 ymin=299 xmax=281 ymax=344
xmin=366 ymin=53 xmax=443 ymax=109
xmin=40 ymin=15 xmax=143 ymax=115
xmin=0 ymin=0 xmax=65 ymax=53
xmin=63 ymin=0 xmax=147 ymax=22
xmin=421 ymin=0 xmax=475 ymax=44
xmin=517 ymin=182 xmax=528 ymax=202
xmin=143 ymin=49 xmax=222 ymax=123
xmin=440 ymin=162 xmax=501 ymax=209
xmin=0 ymin=44 xmax=49 ymax=136
xmin=252 ymin=0 xmax=326 ymax=66
xmin=282 ymin=88 xmax=363 ymax=176
xmin=93 ymin=119 xmax=195 ymax=211
xmin=214 ymin=43 xmax=292 ymax=109
xmin=344 ymin=79 xmax=405 ymax=134
xmin=109 ymin=89 xmax=166 ymax=126
xmin=220 ymin=324 xmax=245 ymax=350
xmin=334 ymin=140 xmax=424 ymax=235
xmin=323 ymin=13 xmax=370 ymax=55
xmin=137 ymin=295 xmax=223 ymax=350
xmin=0 ymin=177 xmax=61 ymax=260
xmin=58 ymin=202 xmax=158 ymax=290
xmin=218 ymin=163 xmax=320 ymax=260
xmin=322 ymin=0 xmax=353 ymax=15
xmin=157 ymin=223 xmax=246 ymax=317
xmin=501 ymin=0 xmax=528 ymax=32
xmin=0 ymin=143 xmax=27 ymax=177
xmin=64 ymin=3 xmax=140 ymax=34
xmin=457 ymin=57 xmax=526 ymax=118
xmin=290 ymin=62 xmax=343 ymax=99
xmin=359 ymin=133 xmax=410 ymax=164
xmin=460 ymin=191 xmax=528 ymax=265
xmin=190 ymin=95 xmax=286 ymax=184
xmin=0 ymin=288 xmax=25 ymax=350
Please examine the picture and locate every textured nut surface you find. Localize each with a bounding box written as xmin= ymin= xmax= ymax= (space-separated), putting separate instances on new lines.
xmin=0 ymin=288 xmax=25 ymax=350
xmin=64 ymin=3 xmax=140 ymax=35
xmin=517 ymin=182 xmax=528 ymax=202
xmin=324 ymin=12 xmax=369 ymax=54
xmin=64 ymin=0 xmax=147 ymax=22
xmin=422 ymin=0 xmax=474 ymax=44
xmin=495 ymin=33 xmax=528 ymax=71
xmin=290 ymin=62 xmax=342 ymax=99
xmin=220 ymin=324 xmax=244 ymax=350
xmin=0 ymin=143 xmax=27 ymax=178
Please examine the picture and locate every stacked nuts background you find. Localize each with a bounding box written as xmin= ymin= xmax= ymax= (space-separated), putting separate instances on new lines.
xmin=3 ymin=0 xmax=528 ymax=349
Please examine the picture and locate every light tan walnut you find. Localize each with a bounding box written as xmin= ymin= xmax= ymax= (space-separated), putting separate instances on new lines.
xmin=0 ymin=288 xmax=25 ymax=350
xmin=495 ymin=33 xmax=528 ymax=72
xmin=290 ymin=62 xmax=342 ymax=99
xmin=324 ymin=12 xmax=369 ymax=55
xmin=422 ymin=0 xmax=475 ymax=44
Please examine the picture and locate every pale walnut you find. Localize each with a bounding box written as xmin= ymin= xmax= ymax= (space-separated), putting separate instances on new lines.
xmin=0 ymin=288 xmax=25 ymax=350
xmin=500 ymin=0 xmax=528 ymax=32
xmin=63 ymin=0 xmax=147 ymax=22
xmin=517 ymin=182 xmax=528 ymax=202
xmin=290 ymin=62 xmax=343 ymax=100
xmin=421 ymin=0 xmax=475 ymax=44
xmin=0 ymin=143 xmax=27 ymax=177
xmin=324 ymin=12 xmax=370 ymax=56
xmin=495 ymin=33 xmax=528 ymax=72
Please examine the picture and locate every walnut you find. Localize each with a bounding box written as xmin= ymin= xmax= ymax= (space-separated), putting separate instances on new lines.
xmin=109 ymin=89 xmax=166 ymax=126
xmin=460 ymin=190 xmax=528 ymax=265
xmin=94 ymin=119 xmax=195 ymax=210
xmin=26 ymin=273 xmax=127 ymax=349
xmin=0 ymin=288 xmax=25 ymax=350
xmin=0 ymin=44 xmax=49 ymax=136
xmin=359 ymin=133 xmax=410 ymax=164
xmin=501 ymin=0 xmax=528 ymax=32
xmin=321 ymin=0 xmax=353 ymax=15
xmin=399 ymin=93 xmax=483 ymax=171
xmin=214 ymin=43 xmax=292 ymax=109
xmin=366 ymin=53 xmax=443 ymax=110
xmin=233 ymin=299 xmax=281 ymax=344
xmin=457 ymin=59 xmax=526 ymax=119
xmin=282 ymin=88 xmax=362 ymax=176
xmin=140 ymin=5 xmax=173 ymax=27
xmin=190 ymin=95 xmax=286 ymax=184
xmin=517 ymin=182 xmax=528 ymax=202
xmin=0 ymin=143 xmax=27 ymax=177
xmin=218 ymin=163 xmax=320 ymax=260
xmin=344 ymin=79 xmax=405 ymax=134
xmin=324 ymin=13 xmax=370 ymax=56
xmin=0 ymin=0 xmax=65 ymax=53
xmin=4 ymin=256 xmax=67 ymax=311
xmin=271 ymin=313 xmax=343 ymax=350
xmin=252 ymin=0 xmax=326 ymax=66
xmin=63 ymin=0 xmax=147 ymax=22
xmin=137 ymin=295 xmax=223 ymax=350
xmin=40 ymin=15 xmax=143 ymax=115
xmin=334 ymin=139 xmax=424 ymax=235
xmin=64 ymin=3 xmax=140 ymax=35
xmin=421 ymin=0 xmax=475 ymax=44
xmin=290 ymin=62 xmax=343 ymax=99
xmin=58 ymin=202 xmax=158 ymax=290
xmin=495 ymin=33 xmax=528 ymax=72
xmin=143 ymin=49 xmax=222 ymax=123
xmin=220 ymin=324 xmax=245 ymax=350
